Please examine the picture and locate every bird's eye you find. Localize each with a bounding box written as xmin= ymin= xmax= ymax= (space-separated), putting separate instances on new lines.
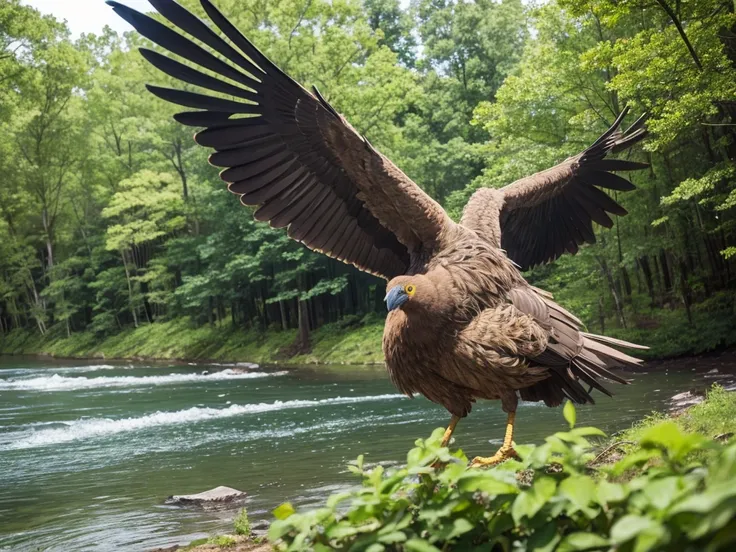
xmin=405 ymin=284 xmax=416 ymax=296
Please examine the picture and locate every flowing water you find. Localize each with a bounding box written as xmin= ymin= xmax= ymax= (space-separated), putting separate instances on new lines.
xmin=0 ymin=355 xmax=725 ymax=551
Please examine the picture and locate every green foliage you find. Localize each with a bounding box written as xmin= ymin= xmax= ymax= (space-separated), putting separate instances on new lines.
xmin=206 ymin=535 xmax=237 ymax=547
xmin=269 ymin=400 xmax=736 ymax=551
xmin=233 ymin=508 xmax=252 ymax=537
xmin=0 ymin=0 xmax=734 ymax=362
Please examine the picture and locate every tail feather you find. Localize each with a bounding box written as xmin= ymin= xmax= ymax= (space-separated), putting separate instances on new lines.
xmin=582 ymin=332 xmax=650 ymax=350
xmin=517 ymin=289 xmax=645 ymax=407
xmin=583 ymin=337 xmax=643 ymax=367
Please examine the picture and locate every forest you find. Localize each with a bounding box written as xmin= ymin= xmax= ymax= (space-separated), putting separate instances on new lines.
xmin=0 ymin=0 xmax=735 ymax=361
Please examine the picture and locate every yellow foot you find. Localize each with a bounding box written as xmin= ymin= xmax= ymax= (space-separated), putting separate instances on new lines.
xmin=469 ymin=446 xmax=521 ymax=468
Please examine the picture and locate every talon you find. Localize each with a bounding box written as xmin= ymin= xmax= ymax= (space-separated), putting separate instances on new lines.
xmin=469 ymin=446 xmax=520 ymax=468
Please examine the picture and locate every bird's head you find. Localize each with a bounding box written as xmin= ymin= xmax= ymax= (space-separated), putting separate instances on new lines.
xmin=385 ymin=275 xmax=437 ymax=313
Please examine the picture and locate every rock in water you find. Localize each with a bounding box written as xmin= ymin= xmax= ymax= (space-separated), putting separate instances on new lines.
xmin=668 ymin=391 xmax=704 ymax=414
xmin=165 ymin=486 xmax=247 ymax=509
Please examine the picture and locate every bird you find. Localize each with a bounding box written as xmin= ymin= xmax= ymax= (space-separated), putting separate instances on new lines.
xmin=108 ymin=0 xmax=649 ymax=466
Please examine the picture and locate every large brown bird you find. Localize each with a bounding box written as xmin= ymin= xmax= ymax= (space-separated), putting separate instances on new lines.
xmin=109 ymin=0 xmax=649 ymax=466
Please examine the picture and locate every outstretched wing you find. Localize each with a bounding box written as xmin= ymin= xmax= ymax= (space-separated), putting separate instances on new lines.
xmin=108 ymin=0 xmax=452 ymax=280
xmin=462 ymin=109 xmax=648 ymax=270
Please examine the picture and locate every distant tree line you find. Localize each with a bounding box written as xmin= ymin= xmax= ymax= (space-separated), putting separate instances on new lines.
xmin=0 ymin=0 xmax=734 ymax=351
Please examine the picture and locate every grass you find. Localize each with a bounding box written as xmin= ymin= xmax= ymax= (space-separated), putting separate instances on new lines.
xmin=602 ymin=384 xmax=736 ymax=469
xmin=0 ymin=315 xmax=385 ymax=365
xmin=207 ymin=535 xmax=237 ymax=547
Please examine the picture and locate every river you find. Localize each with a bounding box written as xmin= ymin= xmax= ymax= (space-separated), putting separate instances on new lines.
xmin=0 ymin=355 xmax=726 ymax=551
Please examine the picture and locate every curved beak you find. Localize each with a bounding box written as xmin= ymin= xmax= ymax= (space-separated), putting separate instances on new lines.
xmin=385 ymin=285 xmax=409 ymax=312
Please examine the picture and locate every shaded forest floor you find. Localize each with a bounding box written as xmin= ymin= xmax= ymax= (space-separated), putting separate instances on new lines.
xmin=1 ymin=297 xmax=735 ymax=365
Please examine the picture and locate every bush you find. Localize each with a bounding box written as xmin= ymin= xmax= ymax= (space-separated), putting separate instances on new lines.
xmin=207 ymin=535 xmax=237 ymax=547
xmin=269 ymin=403 xmax=736 ymax=551
xmin=234 ymin=508 xmax=251 ymax=536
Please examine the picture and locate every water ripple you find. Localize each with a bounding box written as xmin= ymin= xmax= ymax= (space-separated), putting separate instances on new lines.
xmin=0 ymin=394 xmax=404 ymax=450
xmin=0 ymin=369 xmax=286 ymax=392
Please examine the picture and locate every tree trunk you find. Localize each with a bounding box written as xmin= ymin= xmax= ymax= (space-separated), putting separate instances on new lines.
xmin=139 ymin=280 xmax=153 ymax=324
xmin=297 ymin=299 xmax=310 ymax=352
xmin=621 ymin=266 xmax=632 ymax=299
xmin=597 ymin=256 xmax=627 ymax=329
xmin=279 ymin=300 xmax=288 ymax=331
xmin=121 ymin=250 xmax=139 ymax=328
xmin=42 ymin=207 xmax=54 ymax=270
xmin=659 ymin=249 xmax=673 ymax=297
xmin=638 ymin=256 xmax=656 ymax=306
xmin=679 ymin=260 xmax=693 ymax=325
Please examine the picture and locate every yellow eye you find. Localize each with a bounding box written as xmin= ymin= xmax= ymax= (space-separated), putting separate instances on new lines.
xmin=405 ymin=284 xmax=416 ymax=296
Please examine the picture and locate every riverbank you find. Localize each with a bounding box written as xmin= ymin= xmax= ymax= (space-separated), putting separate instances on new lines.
xmin=3 ymin=302 xmax=736 ymax=366
xmin=0 ymin=315 xmax=385 ymax=366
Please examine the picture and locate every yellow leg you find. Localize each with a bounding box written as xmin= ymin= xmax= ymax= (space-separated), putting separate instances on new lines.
xmin=431 ymin=415 xmax=461 ymax=470
xmin=470 ymin=411 xmax=521 ymax=468
xmin=441 ymin=415 xmax=460 ymax=447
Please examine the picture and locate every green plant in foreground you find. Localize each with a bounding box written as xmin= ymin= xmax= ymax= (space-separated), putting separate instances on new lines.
xmin=269 ymin=401 xmax=736 ymax=551
xmin=207 ymin=535 xmax=237 ymax=547
xmin=234 ymin=507 xmax=252 ymax=536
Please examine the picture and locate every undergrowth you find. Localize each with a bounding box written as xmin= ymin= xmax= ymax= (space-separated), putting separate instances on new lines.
xmin=269 ymin=389 xmax=736 ymax=551
xmin=0 ymin=315 xmax=385 ymax=365
xmin=234 ymin=508 xmax=252 ymax=536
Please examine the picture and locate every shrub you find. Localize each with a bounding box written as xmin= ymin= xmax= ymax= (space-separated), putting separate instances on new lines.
xmin=234 ymin=508 xmax=252 ymax=536
xmin=269 ymin=403 xmax=736 ymax=551
xmin=207 ymin=535 xmax=237 ymax=547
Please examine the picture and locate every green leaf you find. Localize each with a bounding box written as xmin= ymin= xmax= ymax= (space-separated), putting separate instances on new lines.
xmin=457 ymin=472 xmax=519 ymax=495
xmin=611 ymin=448 xmax=659 ymax=475
xmin=668 ymin=483 xmax=736 ymax=539
xmin=447 ymin=518 xmax=474 ymax=540
xmin=267 ymin=519 xmax=294 ymax=541
xmin=641 ymin=476 xmax=685 ymax=511
xmin=639 ymin=422 xmax=711 ymax=462
xmin=610 ymin=514 xmax=667 ymax=547
xmin=404 ymin=538 xmax=442 ymax=552
xmin=272 ymin=502 xmax=296 ymax=520
xmin=596 ymin=480 xmax=628 ymax=504
xmin=556 ymin=532 xmax=609 ymax=551
xmin=377 ymin=530 xmax=406 ymax=544
xmin=512 ymin=476 xmax=557 ymax=524
xmin=326 ymin=523 xmax=361 ymax=540
xmin=527 ymin=522 xmax=561 ymax=552
xmin=558 ymin=475 xmax=599 ymax=517
xmin=563 ymin=400 xmax=576 ymax=429
xmin=487 ymin=512 xmax=514 ymax=537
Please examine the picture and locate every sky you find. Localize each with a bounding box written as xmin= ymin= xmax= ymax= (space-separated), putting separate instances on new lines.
xmin=22 ymin=0 xmax=152 ymax=38
xmin=22 ymin=0 xmax=432 ymax=39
